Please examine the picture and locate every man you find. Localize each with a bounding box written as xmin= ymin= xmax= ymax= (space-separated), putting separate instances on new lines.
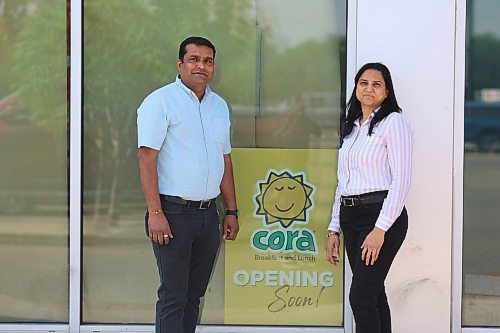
xmin=137 ymin=36 xmax=239 ymax=333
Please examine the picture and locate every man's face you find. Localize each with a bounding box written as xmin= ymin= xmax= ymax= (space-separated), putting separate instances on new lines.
xmin=176 ymin=44 xmax=215 ymax=91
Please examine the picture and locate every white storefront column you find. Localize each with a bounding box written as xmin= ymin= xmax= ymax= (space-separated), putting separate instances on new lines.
xmin=69 ymin=0 xmax=83 ymax=332
xmin=352 ymin=1 xmax=457 ymax=332
xmin=452 ymin=1 xmax=467 ymax=332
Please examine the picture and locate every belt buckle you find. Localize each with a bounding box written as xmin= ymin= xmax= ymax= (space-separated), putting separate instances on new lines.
xmin=199 ymin=200 xmax=211 ymax=209
xmin=343 ymin=197 xmax=355 ymax=207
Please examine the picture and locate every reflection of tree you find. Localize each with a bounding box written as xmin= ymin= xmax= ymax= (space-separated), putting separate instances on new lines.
xmin=261 ymin=37 xmax=341 ymax=105
xmin=7 ymin=0 xmax=66 ymax=140
xmin=468 ymin=33 xmax=500 ymax=99
xmin=0 ymin=0 xmax=36 ymax=96
xmin=83 ymin=0 xmax=257 ymax=223
xmin=5 ymin=0 xmax=345 ymax=222
xmin=83 ymin=0 xmax=157 ymax=223
xmin=254 ymin=37 xmax=343 ymax=149
xmin=1 ymin=0 xmax=68 ymax=215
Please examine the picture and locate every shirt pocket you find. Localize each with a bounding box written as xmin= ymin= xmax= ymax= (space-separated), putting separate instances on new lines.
xmin=212 ymin=117 xmax=230 ymax=145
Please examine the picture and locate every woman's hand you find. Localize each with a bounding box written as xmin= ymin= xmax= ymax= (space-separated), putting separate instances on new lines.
xmin=325 ymin=233 xmax=341 ymax=265
xmin=361 ymin=227 xmax=385 ymax=265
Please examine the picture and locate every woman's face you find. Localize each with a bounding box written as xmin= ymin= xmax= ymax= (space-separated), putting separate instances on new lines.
xmin=355 ymin=69 xmax=388 ymax=111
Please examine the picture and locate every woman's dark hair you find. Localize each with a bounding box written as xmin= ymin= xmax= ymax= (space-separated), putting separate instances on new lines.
xmin=341 ymin=62 xmax=401 ymax=143
xmin=178 ymin=36 xmax=216 ymax=61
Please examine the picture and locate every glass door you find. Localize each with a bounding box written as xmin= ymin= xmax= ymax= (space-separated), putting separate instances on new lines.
xmin=82 ymin=0 xmax=346 ymax=329
xmin=0 ymin=0 xmax=69 ymax=324
xmin=462 ymin=0 xmax=500 ymax=328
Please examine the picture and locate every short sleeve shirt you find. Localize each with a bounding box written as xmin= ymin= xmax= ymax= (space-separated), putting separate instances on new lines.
xmin=137 ymin=76 xmax=231 ymax=200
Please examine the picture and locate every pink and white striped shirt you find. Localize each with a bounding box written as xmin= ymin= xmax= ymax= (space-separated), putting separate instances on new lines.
xmin=328 ymin=109 xmax=414 ymax=233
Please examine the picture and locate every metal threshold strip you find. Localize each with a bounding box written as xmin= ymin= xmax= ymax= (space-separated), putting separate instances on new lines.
xmin=0 ymin=324 xmax=345 ymax=333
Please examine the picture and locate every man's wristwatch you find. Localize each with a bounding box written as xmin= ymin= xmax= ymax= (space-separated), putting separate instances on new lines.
xmin=328 ymin=230 xmax=340 ymax=237
xmin=226 ymin=209 xmax=239 ymax=219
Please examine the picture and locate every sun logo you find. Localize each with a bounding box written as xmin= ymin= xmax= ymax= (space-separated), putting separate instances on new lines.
xmin=254 ymin=169 xmax=315 ymax=228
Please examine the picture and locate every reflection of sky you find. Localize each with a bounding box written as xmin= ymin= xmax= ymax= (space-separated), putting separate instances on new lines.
xmin=256 ymin=0 xmax=344 ymax=52
xmin=473 ymin=0 xmax=500 ymax=37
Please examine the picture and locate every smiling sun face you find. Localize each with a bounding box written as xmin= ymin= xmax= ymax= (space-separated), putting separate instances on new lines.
xmin=255 ymin=170 xmax=314 ymax=228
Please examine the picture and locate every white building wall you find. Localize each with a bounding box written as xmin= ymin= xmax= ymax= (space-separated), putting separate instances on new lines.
xmin=352 ymin=1 xmax=458 ymax=332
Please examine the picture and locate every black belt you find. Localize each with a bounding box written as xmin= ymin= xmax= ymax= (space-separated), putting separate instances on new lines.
xmin=340 ymin=191 xmax=388 ymax=207
xmin=160 ymin=195 xmax=216 ymax=209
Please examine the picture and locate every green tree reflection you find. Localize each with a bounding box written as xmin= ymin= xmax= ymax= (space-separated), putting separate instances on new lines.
xmin=0 ymin=0 xmax=67 ymax=215
xmin=83 ymin=0 xmax=257 ymax=223
xmin=9 ymin=0 xmax=66 ymax=138
xmin=468 ymin=33 xmax=500 ymax=98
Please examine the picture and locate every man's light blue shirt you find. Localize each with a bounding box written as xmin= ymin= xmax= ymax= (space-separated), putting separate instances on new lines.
xmin=137 ymin=76 xmax=231 ymax=200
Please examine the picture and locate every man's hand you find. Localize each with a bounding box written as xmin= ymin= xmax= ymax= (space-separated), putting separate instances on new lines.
xmin=138 ymin=146 xmax=172 ymax=244
xmin=361 ymin=227 xmax=385 ymax=266
xmin=219 ymin=154 xmax=239 ymax=241
xmin=148 ymin=213 xmax=173 ymax=245
xmin=222 ymin=215 xmax=239 ymax=240
xmin=325 ymin=233 xmax=341 ymax=265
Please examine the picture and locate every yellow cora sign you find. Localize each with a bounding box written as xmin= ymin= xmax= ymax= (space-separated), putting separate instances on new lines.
xmin=251 ymin=228 xmax=317 ymax=253
xmin=232 ymin=270 xmax=334 ymax=287
xmin=225 ymin=149 xmax=343 ymax=326
xmin=252 ymin=169 xmax=317 ymax=254
xmin=254 ymin=169 xmax=314 ymax=228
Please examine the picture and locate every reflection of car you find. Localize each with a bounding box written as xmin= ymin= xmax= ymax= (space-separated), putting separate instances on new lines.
xmin=465 ymin=102 xmax=500 ymax=152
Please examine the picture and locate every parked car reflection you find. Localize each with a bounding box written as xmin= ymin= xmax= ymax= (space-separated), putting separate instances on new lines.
xmin=465 ymin=101 xmax=500 ymax=152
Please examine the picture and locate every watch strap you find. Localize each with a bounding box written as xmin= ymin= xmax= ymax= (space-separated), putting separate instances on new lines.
xmin=226 ymin=209 xmax=239 ymax=218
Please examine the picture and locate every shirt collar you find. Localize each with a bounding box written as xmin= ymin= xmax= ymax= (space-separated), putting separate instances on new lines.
xmin=354 ymin=106 xmax=381 ymax=126
xmin=175 ymin=75 xmax=212 ymax=101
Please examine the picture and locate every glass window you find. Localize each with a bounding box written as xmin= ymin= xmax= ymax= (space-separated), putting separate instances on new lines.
xmin=463 ymin=0 xmax=500 ymax=327
xmin=0 ymin=0 xmax=68 ymax=323
xmin=83 ymin=0 xmax=345 ymax=326
xmin=250 ymin=0 xmax=344 ymax=149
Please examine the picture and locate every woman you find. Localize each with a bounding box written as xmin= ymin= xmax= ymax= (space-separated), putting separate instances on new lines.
xmin=325 ymin=63 xmax=413 ymax=333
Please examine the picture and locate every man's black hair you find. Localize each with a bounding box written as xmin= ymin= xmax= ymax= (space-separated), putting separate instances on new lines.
xmin=178 ymin=36 xmax=216 ymax=61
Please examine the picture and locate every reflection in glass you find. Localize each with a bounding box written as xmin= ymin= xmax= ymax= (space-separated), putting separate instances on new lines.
xmin=83 ymin=0 xmax=345 ymax=325
xmin=82 ymin=0 xmax=259 ymax=323
xmin=463 ymin=0 xmax=500 ymax=327
xmin=0 ymin=0 xmax=68 ymax=323
xmin=251 ymin=0 xmax=344 ymax=149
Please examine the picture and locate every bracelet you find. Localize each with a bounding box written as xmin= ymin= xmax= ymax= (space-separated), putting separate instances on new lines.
xmin=327 ymin=230 xmax=340 ymax=237
xmin=149 ymin=209 xmax=163 ymax=215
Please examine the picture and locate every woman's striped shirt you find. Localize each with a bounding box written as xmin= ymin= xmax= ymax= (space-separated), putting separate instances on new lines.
xmin=328 ymin=110 xmax=414 ymax=233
